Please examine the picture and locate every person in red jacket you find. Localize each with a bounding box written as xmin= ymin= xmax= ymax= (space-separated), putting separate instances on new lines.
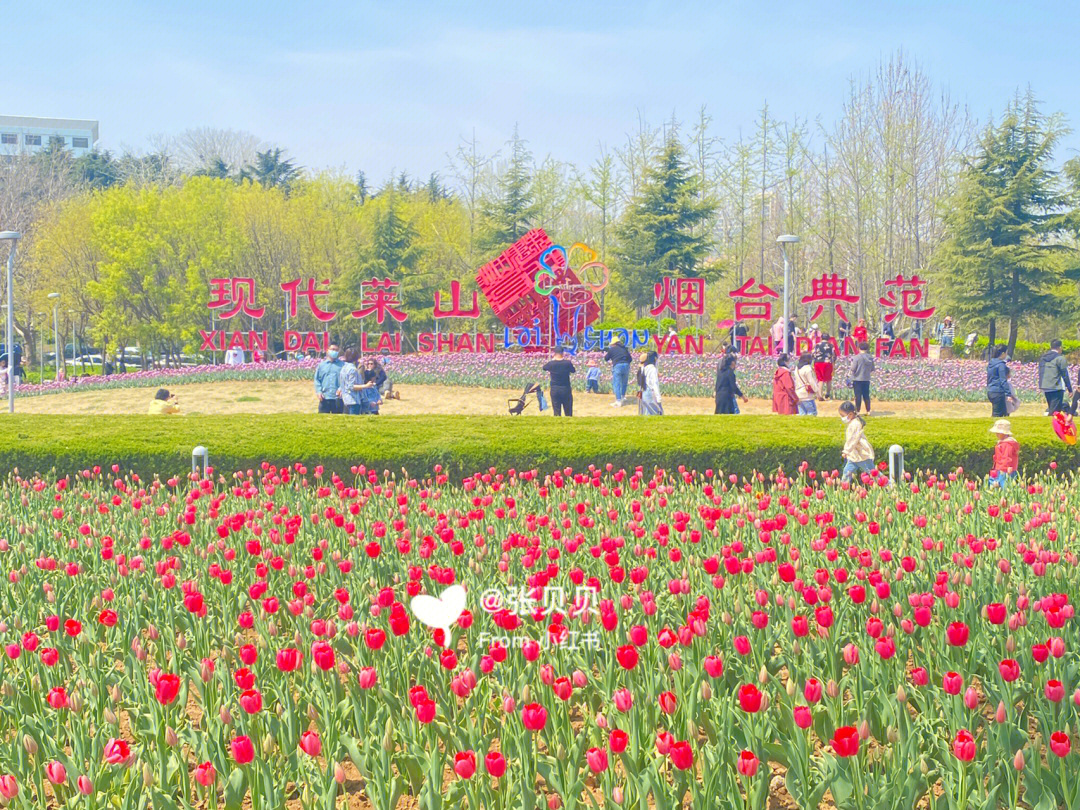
xmin=988 ymin=419 xmax=1019 ymax=487
xmin=771 ymin=354 xmax=797 ymax=415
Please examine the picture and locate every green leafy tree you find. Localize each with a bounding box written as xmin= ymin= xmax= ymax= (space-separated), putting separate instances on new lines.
xmin=941 ymin=91 xmax=1075 ymax=353
xmin=478 ymin=125 xmax=538 ymax=254
xmin=613 ymin=134 xmax=717 ymax=311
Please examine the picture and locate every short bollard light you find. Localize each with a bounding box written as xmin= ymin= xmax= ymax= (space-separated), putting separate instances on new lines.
xmin=192 ymin=446 xmax=209 ymax=477
xmin=889 ymin=444 xmax=905 ymax=486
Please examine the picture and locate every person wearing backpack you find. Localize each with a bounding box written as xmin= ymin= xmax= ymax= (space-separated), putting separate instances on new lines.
xmin=1038 ymin=339 xmax=1072 ymax=415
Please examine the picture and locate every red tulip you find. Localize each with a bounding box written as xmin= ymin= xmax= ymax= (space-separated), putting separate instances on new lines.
xmin=231 ymin=736 xmax=255 ymax=765
xmin=0 ymin=776 xmax=17 ymax=799
xmin=999 ymin=659 xmax=1020 ymax=682
xmin=952 ymin=729 xmax=975 ymax=762
xmin=610 ymin=729 xmax=629 ymax=753
xmin=658 ymin=691 xmax=677 ymax=714
xmin=615 ymin=645 xmax=638 ymax=670
xmin=311 ymin=641 xmax=335 ymax=671
xmin=586 ymin=747 xmax=609 ymax=773
xmin=154 ymin=673 xmax=180 ymax=705
xmin=1045 ymin=680 xmax=1065 ymax=703
xmin=831 ymin=726 xmax=859 ymax=757
xmin=736 ymin=750 xmax=759 ymax=777
xmin=276 ymin=648 xmax=302 ymax=672
xmin=793 ymin=706 xmax=812 ymax=729
xmin=946 ymin=622 xmax=969 ymax=647
xmin=485 ymin=751 xmax=507 ymax=777
xmin=737 ymin=684 xmax=762 ymax=713
xmin=45 ymin=761 xmax=66 ymax=785
xmin=1050 ymin=731 xmax=1071 ymax=758
xmin=102 ymin=738 xmax=130 ymax=766
xmin=521 ymin=703 xmax=548 ymax=731
xmin=453 ymin=751 xmax=476 ymax=779
xmin=239 ymin=689 xmax=263 ymax=714
xmin=942 ymin=672 xmax=963 ymax=695
xmin=669 ymin=740 xmax=694 ymax=770
xmin=194 ymin=762 xmax=216 ymax=787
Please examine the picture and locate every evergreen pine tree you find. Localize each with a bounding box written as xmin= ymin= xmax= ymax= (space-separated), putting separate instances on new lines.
xmin=941 ymin=91 xmax=1073 ymax=353
xmin=478 ymin=124 xmax=538 ymax=253
xmin=612 ymin=134 xmax=716 ymax=312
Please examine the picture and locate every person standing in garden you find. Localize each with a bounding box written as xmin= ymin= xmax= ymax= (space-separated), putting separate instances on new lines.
xmin=987 ymin=420 xmax=1019 ymax=487
xmin=985 ymin=344 xmax=1010 ymax=418
xmin=542 ymin=346 xmax=576 ymax=417
xmin=853 ymin=319 xmax=869 ymax=344
xmin=939 ymin=316 xmax=956 ymax=348
xmin=813 ymin=334 xmax=836 ymax=399
xmin=850 ymin=342 xmax=875 ymax=415
xmin=1038 ymin=339 xmax=1072 ymax=415
xmin=636 ymin=351 xmax=663 ymax=415
xmin=714 ymin=354 xmax=747 ymax=414
xmin=603 ymin=337 xmax=631 ymax=407
xmin=314 ymin=344 xmax=344 ymax=414
xmin=339 ymin=347 xmax=362 ymax=415
xmin=839 ymin=401 xmax=874 ymax=482
xmin=585 ymin=361 xmax=601 ymax=393
xmin=793 ymin=353 xmax=822 ymax=415
xmin=771 ymin=354 xmax=797 ymax=415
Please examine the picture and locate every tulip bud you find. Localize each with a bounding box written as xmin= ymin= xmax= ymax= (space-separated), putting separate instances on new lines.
xmin=758 ymin=666 xmax=768 ymax=685
xmin=920 ymin=757 xmax=929 ymax=775
xmin=556 ymin=743 xmax=567 ymax=761
xmin=595 ymin=713 xmax=608 ymax=729
xmin=1013 ymin=749 xmax=1025 ymax=771
xmin=165 ymin=726 xmax=179 ymax=747
xmin=0 ymin=683 xmax=12 ymax=699
xmin=791 ymin=639 xmax=801 ymax=657
xmin=995 ymin=702 xmax=1007 ymax=724
xmin=334 ymin=763 xmax=346 ymax=784
xmin=826 ymin=679 xmax=839 ymax=699
xmin=1005 ymin=636 xmax=1015 ymax=653
xmin=307 ymin=703 xmax=319 ymax=722
xmin=612 ymin=786 xmax=624 ymax=805
xmin=262 ymin=734 xmax=275 ymax=755
xmin=786 ymin=680 xmax=796 ymax=698
xmin=964 ymin=687 xmax=978 ymax=711
xmin=887 ymin=726 xmax=899 ymax=744
xmin=104 ymin=707 xmax=117 ymax=726
xmin=110 ymin=685 xmax=122 ymax=703
xmin=896 ymin=685 xmax=907 ymax=703
xmin=176 ymin=633 xmax=187 ymax=650
xmin=219 ymin=706 xmax=232 ymax=726
xmin=382 ymin=719 xmax=394 ymax=752
xmin=22 ymin=735 xmax=37 ymax=757
xmin=700 ymin=681 xmax=712 ymax=701
xmin=760 ymin=693 xmax=770 ymax=712
xmin=142 ymin=762 xmax=155 ymax=788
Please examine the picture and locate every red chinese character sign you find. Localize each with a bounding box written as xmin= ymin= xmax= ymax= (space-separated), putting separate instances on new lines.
xmin=879 ymin=274 xmax=935 ymax=322
xmin=475 ymin=229 xmax=606 ymax=343
xmin=728 ymin=278 xmax=779 ymax=321
xmin=350 ymin=278 xmax=408 ymax=324
xmin=801 ymin=273 xmax=860 ymax=323
xmin=207 ymin=278 xmax=265 ymax=319
xmin=650 ymin=277 xmax=705 ymax=317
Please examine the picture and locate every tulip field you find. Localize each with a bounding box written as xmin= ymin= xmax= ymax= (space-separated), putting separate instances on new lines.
xmin=15 ymin=353 xmax=1075 ymax=404
xmin=2 ymin=459 xmax=1079 ymax=810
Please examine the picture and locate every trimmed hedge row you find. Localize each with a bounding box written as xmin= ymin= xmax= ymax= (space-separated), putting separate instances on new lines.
xmin=0 ymin=414 xmax=1075 ymax=480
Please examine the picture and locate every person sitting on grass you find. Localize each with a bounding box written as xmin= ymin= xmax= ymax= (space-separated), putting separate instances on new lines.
xmin=839 ymin=401 xmax=874 ymax=483
xmin=148 ymin=388 xmax=180 ymax=415
xmin=987 ymin=419 xmax=1019 ymax=488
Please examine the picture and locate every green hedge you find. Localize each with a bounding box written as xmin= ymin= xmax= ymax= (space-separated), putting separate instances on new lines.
xmin=971 ymin=337 xmax=1080 ymax=362
xmin=0 ymin=415 xmax=1073 ymax=480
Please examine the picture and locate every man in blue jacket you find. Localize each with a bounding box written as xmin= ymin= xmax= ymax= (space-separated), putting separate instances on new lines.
xmin=314 ymin=344 xmax=344 ymax=413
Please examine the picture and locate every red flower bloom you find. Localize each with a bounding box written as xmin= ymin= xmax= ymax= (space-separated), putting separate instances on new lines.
xmin=999 ymin=659 xmax=1020 ymax=682
xmin=737 ymin=684 xmax=762 ymax=713
xmin=1050 ymin=731 xmax=1071 ymax=758
xmin=154 ymin=673 xmax=180 ymax=705
xmin=669 ymin=740 xmax=694 ymax=770
xmin=831 ymin=726 xmax=859 ymax=757
xmin=952 ymin=729 xmax=975 ymax=762
xmin=453 ymin=751 xmax=477 ymax=779
xmin=231 ymin=736 xmax=255 ymax=765
xmin=736 ymin=750 xmax=759 ymax=777
xmin=521 ymin=703 xmax=548 ymax=731
xmin=484 ymin=751 xmax=506 ymax=777
xmin=946 ymin=622 xmax=969 ymax=647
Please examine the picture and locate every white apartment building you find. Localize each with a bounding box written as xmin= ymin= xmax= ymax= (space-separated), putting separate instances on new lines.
xmin=0 ymin=116 xmax=99 ymax=156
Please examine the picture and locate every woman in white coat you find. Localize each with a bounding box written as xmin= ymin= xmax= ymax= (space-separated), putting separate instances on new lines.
xmin=636 ymin=351 xmax=663 ymax=416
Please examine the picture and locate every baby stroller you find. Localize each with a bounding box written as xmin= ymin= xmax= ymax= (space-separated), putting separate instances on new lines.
xmin=508 ymin=383 xmax=547 ymax=415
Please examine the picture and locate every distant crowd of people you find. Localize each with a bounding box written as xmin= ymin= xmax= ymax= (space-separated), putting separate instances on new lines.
xmin=986 ymin=337 xmax=1080 ymax=419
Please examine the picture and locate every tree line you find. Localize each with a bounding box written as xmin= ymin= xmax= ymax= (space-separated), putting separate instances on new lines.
xmin=3 ymin=52 xmax=1080 ymax=364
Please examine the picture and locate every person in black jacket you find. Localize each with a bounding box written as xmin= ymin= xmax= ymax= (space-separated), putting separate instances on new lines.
xmin=985 ymin=345 xmax=1010 ymax=417
xmin=542 ymin=346 xmax=576 ymax=417
xmin=714 ymin=354 xmax=747 ymax=414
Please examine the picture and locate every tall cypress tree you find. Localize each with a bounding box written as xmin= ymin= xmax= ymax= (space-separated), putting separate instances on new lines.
xmin=613 ymin=134 xmax=716 ymax=312
xmin=941 ymin=91 xmax=1073 ymax=353
xmin=478 ymin=125 xmax=538 ymax=253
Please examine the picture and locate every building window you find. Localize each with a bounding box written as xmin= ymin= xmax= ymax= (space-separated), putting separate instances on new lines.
xmin=49 ymin=136 xmax=65 ymax=147
xmin=24 ymin=135 xmax=41 ymax=146
xmin=0 ymin=134 xmax=15 ymax=145
xmin=72 ymin=137 xmax=89 ymax=148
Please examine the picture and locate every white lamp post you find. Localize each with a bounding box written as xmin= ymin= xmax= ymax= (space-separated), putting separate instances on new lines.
xmin=0 ymin=232 xmax=20 ymax=413
xmin=776 ymin=235 xmax=800 ymax=351
xmin=47 ymin=292 xmax=60 ymax=378
xmin=68 ymin=309 xmax=78 ymax=370
xmin=37 ymin=312 xmax=46 ymax=380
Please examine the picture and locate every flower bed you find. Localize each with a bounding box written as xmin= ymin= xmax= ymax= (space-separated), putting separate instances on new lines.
xmin=0 ymin=459 xmax=1074 ymax=808
xmin=12 ymin=354 xmax=1073 ymax=403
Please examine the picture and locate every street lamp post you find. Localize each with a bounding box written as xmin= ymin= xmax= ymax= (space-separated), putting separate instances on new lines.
xmin=37 ymin=313 xmax=46 ymax=380
xmin=68 ymin=310 xmax=77 ymax=371
xmin=47 ymin=293 xmax=60 ymax=378
xmin=0 ymin=232 xmax=20 ymax=414
xmin=776 ymin=235 xmax=800 ymax=352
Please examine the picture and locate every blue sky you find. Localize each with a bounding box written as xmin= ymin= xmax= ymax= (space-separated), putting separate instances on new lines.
xmin=4 ymin=1 xmax=1079 ymax=179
